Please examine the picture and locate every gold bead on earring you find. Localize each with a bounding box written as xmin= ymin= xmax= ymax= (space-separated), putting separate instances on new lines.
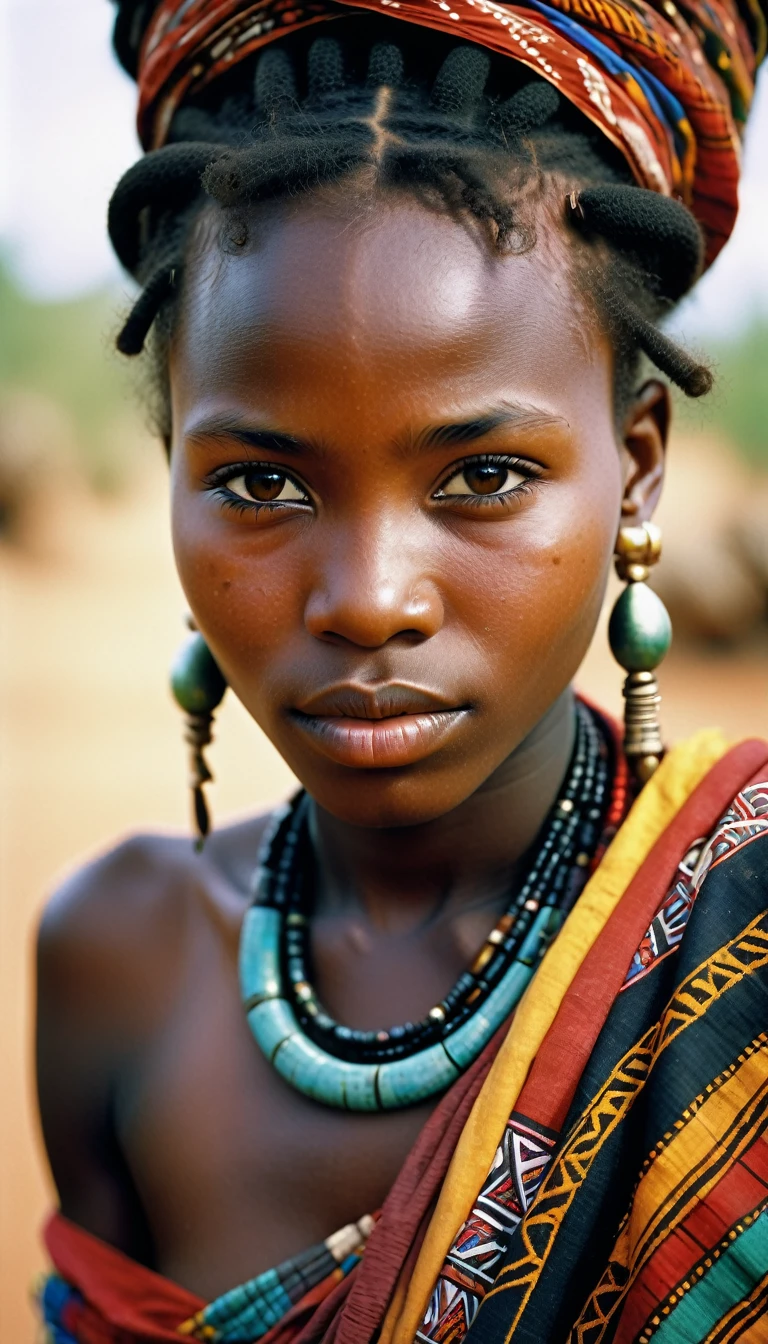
xmin=608 ymin=522 xmax=672 ymax=784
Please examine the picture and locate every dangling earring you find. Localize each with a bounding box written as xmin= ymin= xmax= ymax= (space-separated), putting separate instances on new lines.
xmin=170 ymin=626 xmax=227 ymax=849
xmin=608 ymin=522 xmax=671 ymax=785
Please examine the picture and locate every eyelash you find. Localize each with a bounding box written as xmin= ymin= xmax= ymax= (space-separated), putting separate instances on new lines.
xmin=435 ymin=454 xmax=544 ymax=507
xmin=206 ymin=463 xmax=310 ymax=518
xmin=205 ymin=454 xmax=544 ymax=516
xmin=211 ymin=491 xmax=282 ymax=518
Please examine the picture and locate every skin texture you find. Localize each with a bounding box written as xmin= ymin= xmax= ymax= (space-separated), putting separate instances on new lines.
xmin=36 ymin=187 xmax=668 ymax=1299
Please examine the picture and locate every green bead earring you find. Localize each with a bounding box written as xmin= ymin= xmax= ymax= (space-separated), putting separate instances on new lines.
xmin=608 ymin=522 xmax=672 ymax=784
xmin=170 ymin=625 xmax=227 ymax=849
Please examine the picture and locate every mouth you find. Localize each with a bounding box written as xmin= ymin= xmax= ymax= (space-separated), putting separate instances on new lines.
xmin=289 ymin=683 xmax=471 ymax=769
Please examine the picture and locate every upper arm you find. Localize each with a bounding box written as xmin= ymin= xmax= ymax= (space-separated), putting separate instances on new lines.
xmin=35 ymin=835 xmax=184 ymax=1254
xmin=35 ymin=812 xmax=273 ymax=1255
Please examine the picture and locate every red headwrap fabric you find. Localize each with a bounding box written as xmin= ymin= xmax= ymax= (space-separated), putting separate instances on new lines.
xmin=136 ymin=0 xmax=765 ymax=266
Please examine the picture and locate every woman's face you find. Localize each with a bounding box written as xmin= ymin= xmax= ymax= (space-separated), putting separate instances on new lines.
xmin=170 ymin=191 xmax=665 ymax=828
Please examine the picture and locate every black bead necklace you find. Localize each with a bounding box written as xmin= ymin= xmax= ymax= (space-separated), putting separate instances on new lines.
xmin=256 ymin=702 xmax=610 ymax=1068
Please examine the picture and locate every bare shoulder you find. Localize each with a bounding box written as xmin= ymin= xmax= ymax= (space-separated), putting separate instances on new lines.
xmin=37 ymin=811 xmax=275 ymax=1025
xmin=35 ymin=810 xmax=277 ymax=1238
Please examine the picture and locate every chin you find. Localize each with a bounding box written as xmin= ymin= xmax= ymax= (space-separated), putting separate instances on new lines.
xmin=288 ymin=759 xmax=486 ymax=829
xmin=312 ymin=789 xmax=464 ymax=830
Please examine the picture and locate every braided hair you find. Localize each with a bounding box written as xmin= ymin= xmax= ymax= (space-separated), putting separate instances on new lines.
xmin=108 ymin=5 xmax=712 ymax=441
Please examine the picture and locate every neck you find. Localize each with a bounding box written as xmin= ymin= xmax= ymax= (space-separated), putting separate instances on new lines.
xmin=310 ymin=688 xmax=578 ymax=934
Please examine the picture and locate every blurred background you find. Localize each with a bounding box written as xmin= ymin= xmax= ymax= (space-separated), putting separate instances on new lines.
xmin=1 ymin=1 xmax=767 ymax=1337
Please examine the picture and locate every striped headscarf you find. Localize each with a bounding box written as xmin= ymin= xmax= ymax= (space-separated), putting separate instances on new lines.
xmin=134 ymin=0 xmax=765 ymax=266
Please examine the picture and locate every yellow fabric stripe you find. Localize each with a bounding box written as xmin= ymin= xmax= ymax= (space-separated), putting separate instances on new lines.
xmin=384 ymin=729 xmax=730 ymax=1344
xmin=628 ymin=1041 xmax=768 ymax=1271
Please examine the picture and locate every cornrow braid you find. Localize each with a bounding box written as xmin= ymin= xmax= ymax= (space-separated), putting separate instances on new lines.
xmin=568 ymin=186 xmax=711 ymax=396
xmin=109 ymin=12 xmax=712 ymax=436
xmin=116 ymin=260 xmax=182 ymax=356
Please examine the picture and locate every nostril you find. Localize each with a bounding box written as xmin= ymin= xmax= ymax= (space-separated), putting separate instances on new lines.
xmin=395 ymin=629 xmax=431 ymax=645
xmin=304 ymin=572 xmax=444 ymax=647
xmin=315 ymin=627 xmax=429 ymax=649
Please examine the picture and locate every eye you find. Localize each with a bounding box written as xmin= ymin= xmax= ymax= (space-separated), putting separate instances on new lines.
xmin=226 ymin=467 xmax=308 ymax=505
xmin=437 ymin=458 xmax=530 ymax=498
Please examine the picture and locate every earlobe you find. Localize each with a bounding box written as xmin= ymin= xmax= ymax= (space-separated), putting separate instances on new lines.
xmin=620 ymin=379 xmax=670 ymax=523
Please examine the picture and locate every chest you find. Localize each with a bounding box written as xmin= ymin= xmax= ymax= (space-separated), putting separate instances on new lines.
xmin=116 ymin=915 xmax=440 ymax=1298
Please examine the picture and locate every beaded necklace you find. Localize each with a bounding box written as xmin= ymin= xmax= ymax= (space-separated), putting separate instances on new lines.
xmin=240 ymin=703 xmax=612 ymax=1111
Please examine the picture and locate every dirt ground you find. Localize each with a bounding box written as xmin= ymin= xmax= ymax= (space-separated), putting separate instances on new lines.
xmin=2 ymin=450 xmax=766 ymax=1339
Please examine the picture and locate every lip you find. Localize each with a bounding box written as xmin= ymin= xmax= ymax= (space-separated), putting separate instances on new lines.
xmin=289 ymin=682 xmax=470 ymax=769
xmin=295 ymin=681 xmax=461 ymax=719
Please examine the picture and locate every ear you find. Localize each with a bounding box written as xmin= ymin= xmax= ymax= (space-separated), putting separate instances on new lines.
xmin=619 ymin=379 xmax=669 ymax=524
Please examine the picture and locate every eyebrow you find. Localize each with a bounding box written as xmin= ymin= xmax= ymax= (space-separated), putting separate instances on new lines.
xmin=409 ymin=405 xmax=567 ymax=454
xmin=184 ymin=413 xmax=307 ymax=456
xmin=184 ymin=403 xmax=566 ymax=457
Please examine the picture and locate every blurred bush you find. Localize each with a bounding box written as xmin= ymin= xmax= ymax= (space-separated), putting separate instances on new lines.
xmin=660 ymin=330 xmax=768 ymax=644
xmin=0 ymin=256 xmax=138 ymax=536
xmin=655 ymin=431 xmax=768 ymax=644
xmin=676 ymin=320 xmax=768 ymax=468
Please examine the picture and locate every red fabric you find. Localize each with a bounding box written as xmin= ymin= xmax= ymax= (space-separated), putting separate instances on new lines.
xmin=135 ymin=0 xmax=765 ymax=264
xmin=44 ymin=1214 xmax=203 ymax=1342
xmin=515 ymin=739 xmax=768 ymax=1135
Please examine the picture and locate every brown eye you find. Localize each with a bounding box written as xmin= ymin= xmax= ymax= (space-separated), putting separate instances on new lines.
xmin=463 ymin=465 xmax=509 ymax=495
xmin=227 ymin=468 xmax=308 ymax=505
xmin=438 ymin=460 xmax=526 ymax=498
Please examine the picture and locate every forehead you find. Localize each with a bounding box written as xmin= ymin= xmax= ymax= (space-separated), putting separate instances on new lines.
xmin=171 ymin=191 xmax=611 ymax=435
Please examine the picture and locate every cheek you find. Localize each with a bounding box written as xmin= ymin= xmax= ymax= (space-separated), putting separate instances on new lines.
xmin=447 ymin=532 xmax=610 ymax=715
xmin=170 ymin=465 xmax=307 ymax=682
xmin=450 ymin=458 xmax=619 ymax=649
xmin=437 ymin=474 xmax=620 ymax=749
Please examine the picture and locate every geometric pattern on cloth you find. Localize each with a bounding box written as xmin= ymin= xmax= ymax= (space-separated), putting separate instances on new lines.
xmin=415 ymin=1116 xmax=557 ymax=1341
xmin=466 ymin=909 xmax=768 ymax=1339
xmin=179 ymin=1216 xmax=375 ymax=1341
xmin=622 ymin=779 xmax=768 ymax=992
xmin=572 ymin=1036 xmax=768 ymax=1341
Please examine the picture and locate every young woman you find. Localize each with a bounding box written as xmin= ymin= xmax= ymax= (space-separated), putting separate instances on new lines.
xmin=36 ymin=1 xmax=768 ymax=1341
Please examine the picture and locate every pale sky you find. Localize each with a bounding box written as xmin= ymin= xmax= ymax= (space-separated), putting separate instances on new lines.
xmin=0 ymin=0 xmax=766 ymax=337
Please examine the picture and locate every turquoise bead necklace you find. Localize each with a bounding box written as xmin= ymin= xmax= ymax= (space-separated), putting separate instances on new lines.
xmin=283 ymin=709 xmax=605 ymax=1065
xmin=240 ymin=704 xmax=610 ymax=1111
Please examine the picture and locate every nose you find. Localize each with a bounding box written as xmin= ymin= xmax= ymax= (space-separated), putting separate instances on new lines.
xmin=303 ymin=516 xmax=444 ymax=648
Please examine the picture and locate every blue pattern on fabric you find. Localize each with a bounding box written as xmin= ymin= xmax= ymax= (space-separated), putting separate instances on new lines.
xmin=523 ymin=0 xmax=689 ymax=147
xmin=40 ymin=1274 xmax=83 ymax=1344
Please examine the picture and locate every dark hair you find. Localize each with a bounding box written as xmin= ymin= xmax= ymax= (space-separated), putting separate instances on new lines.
xmin=108 ymin=5 xmax=711 ymax=442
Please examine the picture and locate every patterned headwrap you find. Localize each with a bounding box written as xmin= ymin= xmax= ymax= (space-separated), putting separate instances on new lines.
xmin=135 ymin=0 xmax=765 ymax=266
